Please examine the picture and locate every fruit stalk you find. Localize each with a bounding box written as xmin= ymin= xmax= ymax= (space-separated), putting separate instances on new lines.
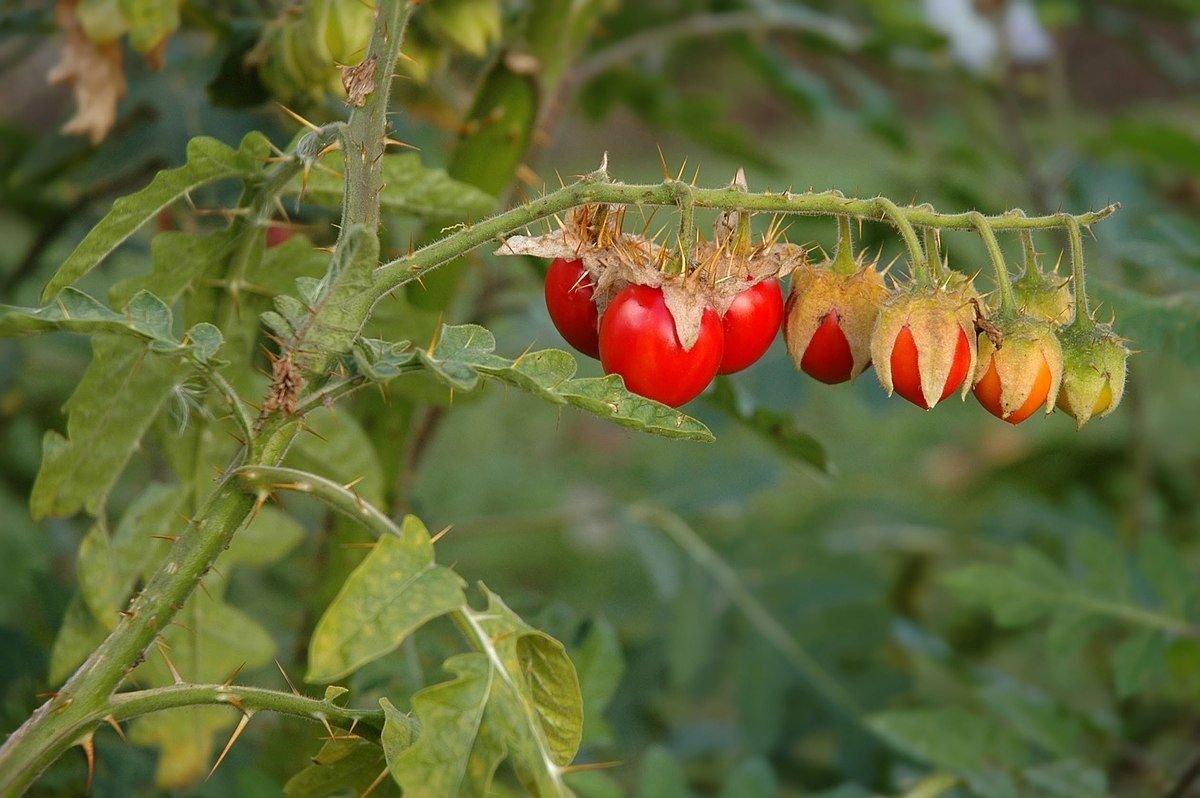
xmin=1060 ymin=213 xmax=1094 ymax=331
xmin=971 ymin=212 xmax=1017 ymax=314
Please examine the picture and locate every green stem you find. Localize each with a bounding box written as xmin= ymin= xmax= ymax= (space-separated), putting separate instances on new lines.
xmin=674 ymin=181 xmax=697 ymax=273
xmin=831 ymin=215 xmax=856 ymax=275
xmin=1060 ymin=213 xmax=1094 ymax=331
xmin=109 ymin=683 xmax=408 ymax=741
xmin=970 ymin=212 xmax=1016 ymax=314
xmin=236 ymin=465 xmax=406 ymax=539
xmin=1020 ymin=228 xmax=1040 ymax=278
xmin=372 ymin=180 xmax=1117 ymax=305
xmin=873 ymin=197 xmax=927 ymax=286
xmin=0 ymin=4 xmax=411 ymax=793
xmin=923 ymin=227 xmax=943 ymax=280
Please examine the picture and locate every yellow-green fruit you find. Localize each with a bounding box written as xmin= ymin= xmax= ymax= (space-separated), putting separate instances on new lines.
xmin=1056 ymin=324 xmax=1129 ymax=427
xmin=1013 ymin=273 xmax=1073 ymax=326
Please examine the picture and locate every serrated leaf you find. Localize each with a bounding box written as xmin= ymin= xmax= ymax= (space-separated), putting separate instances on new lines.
xmin=295 ymin=151 xmax=494 ymax=219
xmin=388 ymin=653 xmax=509 ymax=798
xmin=307 ymin=515 xmax=466 ymax=683
xmin=42 ymin=132 xmax=270 ymax=301
xmin=283 ymin=736 xmax=397 ymax=798
xmin=353 ymin=337 xmax=417 ymax=381
xmin=978 ymin=683 xmax=1082 ymax=759
xmin=869 ymin=707 xmax=1029 ymax=772
xmin=416 ymin=324 xmax=713 ymax=442
xmin=31 ymin=336 xmax=184 ymax=518
xmin=706 ymin=377 xmax=829 ymax=473
xmin=76 ymin=483 xmax=186 ymax=623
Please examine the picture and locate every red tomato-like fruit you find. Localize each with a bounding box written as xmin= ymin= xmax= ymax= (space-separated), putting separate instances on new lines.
xmin=799 ymin=312 xmax=855 ymax=384
xmin=718 ymin=278 xmax=783 ymax=374
xmin=599 ymin=284 xmax=724 ymax=407
xmin=889 ymin=326 xmax=972 ymax=409
xmin=544 ymin=258 xmax=601 ymax=358
xmin=974 ymin=354 xmax=1053 ymax=425
xmin=266 ymin=224 xmax=294 ymax=248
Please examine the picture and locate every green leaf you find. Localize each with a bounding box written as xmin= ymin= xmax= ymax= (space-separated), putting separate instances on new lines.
xmin=117 ymin=0 xmax=183 ymax=52
xmin=718 ymin=758 xmax=777 ymax=798
xmin=423 ymin=0 xmax=502 ymax=57
xmin=136 ymin=595 xmax=276 ymax=687
xmin=417 ymin=324 xmax=713 ymax=442
xmin=30 ymin=336 xmax=185 ymax=518
xmin=284 ymin=736 xmax=398 ymax=798
xmin=287 ymin=407 xmax=385 ymax=505
xmin=571 ymin=617 xmax=624 ymax=745
xmin=388 ymin=653 xmax=509 ymax=798
xmin=1139 ymin=532 xmax=1199 ymax=617
xmin=220 ymin=504 xmax=305 ymax=568
xmin=0 ymin=288 xmax=178 ymax=345
xmin=307 ymin=515 xmax=466 ymax=683
xmin=110 ymin=229 xmax=238 ymax=307
xmin=944 ymin=548 xmax=1066 ymax=627
xmin=380 ymin=698 xmax=415 ymax=765
xmin=1112 ymin=628 xmax=1168 ymax=698
xmin=516 ymin=632 xmax=585 ymax=767
xmin=638 ymin=745 xmax=689 ymax=798
xmin=1096 ymin=283 xmax=1200 ymax=366
xmin=42 ymin=132 xmax=270 ymax=301
xmin=705 ymin=377 xmax=829 ymax=473
xmin=1021 ymin=759 xmax=1108 ymax=798
xmin=869 ymin=707 xmax=1029 ymax=772
xmin=48 ymin=596 xmax=108 ymax=686
xmin=76 ymin=483 xmax=186 ymax=624
xmin=288 ymin=224 xmax=379 ymax=364
xmin=295 ymin=151 xmax=495 ymax=219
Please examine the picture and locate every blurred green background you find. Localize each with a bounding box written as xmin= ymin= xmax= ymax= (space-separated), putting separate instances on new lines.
xmin=2 ymin=0 xmax=1199 ymax=795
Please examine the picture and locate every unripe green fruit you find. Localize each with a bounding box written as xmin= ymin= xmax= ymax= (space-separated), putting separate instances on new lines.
xmin=1056 ymin=323 xmax=1129 ymax=428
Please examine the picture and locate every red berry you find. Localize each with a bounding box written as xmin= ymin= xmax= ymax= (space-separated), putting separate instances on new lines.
xmin=266 ymin=225 xmax=294 ymax=248
xmin=718 ymin=278 xmax=783 ymax=374
xmin=889 ymin=326 xmax=972 ymax=409
xmin=544 ymin=258 xmax=601 ymax=359
xmin=599 ymin=284 xmax=724 ymax=408
xmin=799 ymin=312 xmax=855 ymax=384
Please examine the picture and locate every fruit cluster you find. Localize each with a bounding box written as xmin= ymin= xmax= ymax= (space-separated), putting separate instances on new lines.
xmin=499 ymin=194 xmax=1128 ymax=426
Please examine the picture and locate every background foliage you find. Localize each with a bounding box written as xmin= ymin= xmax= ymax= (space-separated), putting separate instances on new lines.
xmin=1 ymin=0 xmax=1198 ymax=795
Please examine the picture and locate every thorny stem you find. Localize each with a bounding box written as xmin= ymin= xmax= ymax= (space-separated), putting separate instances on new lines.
xmin=0 ymin=2 xmax=412 ymax=794
xmin=372 ymin=180 xmax=1117 ymax=307
xmin=831 ymin=215 xmax=857 ymax=276
xmin=970 ymin=212 xmax=1017 ymax=314
xmin=1060 ymin=213 xmax=1095 ymax=331
xmin=923 ymin=227 xmax=943 ymax=280
xmin=674 ymin=181 xmax=697 ymax=274
xmin=108 ymin=683 xmax=410 ymax=742
xmin=873 ymin=197 xmax=927 ymax=287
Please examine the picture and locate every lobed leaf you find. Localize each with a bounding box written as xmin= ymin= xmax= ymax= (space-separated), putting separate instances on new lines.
xmin=41 ymin=132 xmax=271 ymax=301
xmin=705 ymin=377 xmax=830 ymax=473
xmin=415 ymin=324 xmax=714 ymax=442
xmin=307 ymin=515 xmax=466 ymax=683
xmin=284 ymin=736 xmax=397 ymax=798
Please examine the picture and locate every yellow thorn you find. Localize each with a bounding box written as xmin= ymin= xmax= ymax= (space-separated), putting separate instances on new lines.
xmin=276 ymin=659 xmax=301 ymax=696
xmin=104 ymin=715 xmax=127 ymax=742
xmin=430 ymin=524 xmax=453 ymax=544
xmin=207 ymin=713 xmax=251 ymax=780
xmin=277 ymin=103 xmax=320 ymax=130
xmin=223 ymin=662 xmax=246 ymax=687
xmin=82 ymin=735 xmax=96 ymax=794
xmin=361 ymin=768 xmax=390 ymax=798
xmin=155 ymin=638 xmax=185 ymax=684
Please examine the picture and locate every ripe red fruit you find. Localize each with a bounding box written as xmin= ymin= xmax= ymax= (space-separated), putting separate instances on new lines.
xmin=889 ymin=326 xmax=972 ymax=409
xmin=266 ymin=224 xmax=294 ymax=248
xmin=599 ymin=284 xmax=724 ymax=407
xmin=718 ymin=278 xmax=783 ymax=374
xmin=544 ymin=258 xmax=601 ymax=358
xmin=800 ymin=312 xmax=855 ymax=384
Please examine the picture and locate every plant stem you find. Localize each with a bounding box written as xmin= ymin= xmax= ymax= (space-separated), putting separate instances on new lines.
xmin=109 ymin=683 xmax=407 ymax=741
xmin=970 ymin=212 xmax=1016 ymax=314
xmin=831 ymin=215 xmax=856 ymax=275
xmin=1060 ymin=213 xmax=1094 ymax=330
xmin=371 ymin=179 xmax=1117 ymax=305
xmin=0 ymin=3 xmax=411 ymax=793
xmin=923 ymin=226 xmax=944 ymax=280
xmin=873 ymin=197 xmax=927 ymax=286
